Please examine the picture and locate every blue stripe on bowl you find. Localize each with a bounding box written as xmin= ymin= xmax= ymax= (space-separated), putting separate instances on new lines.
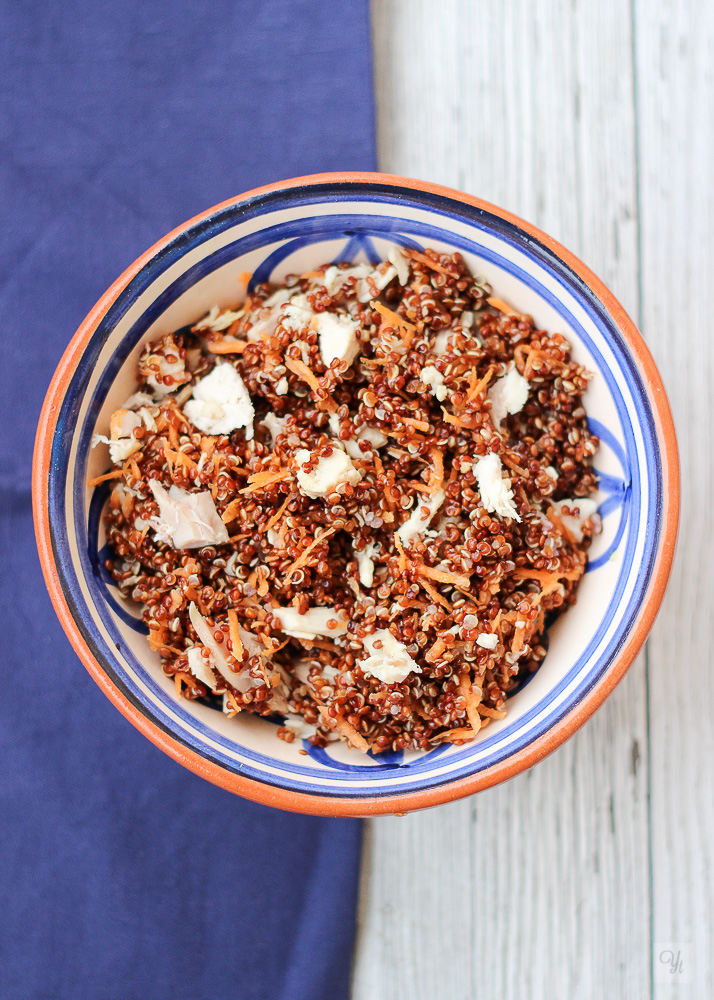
xmin=48 ymin=183 xmax=662 ymax=797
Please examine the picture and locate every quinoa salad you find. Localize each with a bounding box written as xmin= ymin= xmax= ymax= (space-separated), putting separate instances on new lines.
xmin=91 ymin=247 xmax=600 ymax=753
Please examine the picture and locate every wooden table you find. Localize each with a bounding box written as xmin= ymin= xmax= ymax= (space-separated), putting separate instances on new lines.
xmin=353 ymin=2 xmax=712 ymax=996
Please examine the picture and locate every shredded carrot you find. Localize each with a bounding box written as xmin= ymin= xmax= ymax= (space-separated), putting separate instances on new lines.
xmin=285 ymin=355 xmax=320 ymax=390
xmin=148 ymin=628 xmax=182 ymax=655
xmin=514 ymin=345 xmax=566 ymax=379
xmin=281 ymin=526 xmax=336 ymax=585
xmin=308 ymin=638 xmax=342 ymax=653
xmin=458 ymin=672 xmax=483 ymax=734
xmin=511 ymin=619 xmax=528 ymax=655
xmin=417 ymin=564 xmax=471 ymax=590
xmin=434 ymin=726 xmax=476 ymax=744
xmin=238 ymin=271 xmax=252 ymax=289
xmin=255 ymin=567 xmax=270 ymax=598
xmin=239 ymin=469 xmax=291 ymax=494
xmin=318 ymin=707 xmax=369 ymax=753
xmin=167 ymin=422 xmax=180 ymax=450
xmin=206 ymin=339 xmax=247 ymax=354
xmin=464 ymin=366 xmax=494 ymax=405
xmin=262 ymin=493 xmax=292 ymax=533
xmin=386 ymin=428 xmax=428 ymax=444
xmin=403 ymin=479 xmax=435 ymax=494
xmin=226 ymin=610 xmax=244 ymax=662
xmin=478 ymin=705 xmax=507 ymax=720
xmin=221 ymin=498 xmax=243 ymax=523
xmin=284 ymin=357 xmax=337 ymax=412
xmin=372 ymin=453 xmax=396 ymax=514
xmin=200 ymin=436 xmax=217 ymax=458
xmin=546 ymin=505 xmax=576 ymax=544
xmin=87 ymin=470 xmax=124 ymax=487
xmin=513 ymin=566 xmax=583 ymax=596
xmin=372 ymin=301 xmax=416 ymax=349
xmin=393 ymin=532 xmax=407 ymax=574
xmin=164 ymin=447 xmax=198 ymax=473
xmin=502 ymin=454 xmax=529 ymax=478
xmin=441 ymin=407 xmax=474 ymax=429
xmin=487 ymin=295 xmax=518 ymax=316
xmin=524 ymin=350 xmax=549 ymax=378
xmin=224 ymin=689 xmax=242 ymax=716
xmin=246 ymin=467 xmax=283 ymax=485
xmin=425 ymin=637 xmax=447 ymax=664
xmin=405 ymin=248 xmax=451 ymax=275
xmin=402 ymin=415 xmax=431 ymax=432
xmin=418 ymin=576 xmax=451 ymax=610
xmin=168 ymin=587 xmax=183 ymax=614
xmin=174 ymin=670 xmax=194 ymax=698
xmin=513 ymin=343 xmax=533 ymax=373
xmin=429 ymin=447 xmax=444 ymax=488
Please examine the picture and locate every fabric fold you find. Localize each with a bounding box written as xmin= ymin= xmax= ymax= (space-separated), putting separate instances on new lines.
xmin=0 ymin=1 xmax=375 ymax=996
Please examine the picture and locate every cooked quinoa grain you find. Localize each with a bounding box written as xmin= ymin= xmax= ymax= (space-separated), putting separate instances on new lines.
xmin=93 ymin=247 xmax=600 ymax=752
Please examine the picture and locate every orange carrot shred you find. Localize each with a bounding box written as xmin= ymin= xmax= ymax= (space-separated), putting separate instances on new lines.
xmin=285 ymin=356 xmax=320 ymax=389
xmin=501 ymin=454 xmax=529 ymax=478
xmin=206 ymin=339 xmax=247 ymax=354
xmin=239 ymin=469 xmax=291 ymax=494
xmin=464 ymin=366 xmax=494 ymax=405
xmin=281 ymin=526 xmax=336 ymax=586
xmin=458 ymin=672 xmax=483 ymax=734
xmin=418 ymin=576 xmax=451 ymax=610
xmin=174 ymin=671 xmax=194 ymax=698
xmin=225 ymin=689 xmax=242 ymax=715
xmin=487 ymin=295 xmax=518 ymax=315
xmin=429 ymin=447 xmax=444 ymax=487
xmin=262 ymin=493 xmax=292 ymax=533
xmin=87 ymin=470 xmax=124 ymax=487
xmin=441 ymin=407 xmax=473 ymax=429
xmin=284 ymin=357 xmax=337 ymax=412
xmin=227 ymin=610 xmax=245 ymax=662
xmin=372 ymin=301 xmax=416 ymax=349
xmin=405 ymin=248 xmax=451 ymax=275
xmin=318 ymin=707 xmax=369 ymax=753
xmin=394 ymin=532 xmax=407 ymax=574
xmin=221 ymin=498 xmax=243 ymax=523
xmin=546 ymin=505 xmax=576 ymax=544
xmin=417 ymin=564 xmax=471 ymax=590
xmin=434 ymin=726 xmax=476 ymax=744
xmin=478 ymin=705 xmax=507 ymax=720
xmin=402 ymin=416 xmax=431 ymax=432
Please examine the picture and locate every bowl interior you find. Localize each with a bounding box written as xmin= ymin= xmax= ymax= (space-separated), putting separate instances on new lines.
xmin=48 ymin=183 xmax=661 ymax=799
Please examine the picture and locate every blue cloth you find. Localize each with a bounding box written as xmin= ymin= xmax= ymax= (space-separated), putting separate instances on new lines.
xmin=0 ymin=3 xmax=375 ymax=998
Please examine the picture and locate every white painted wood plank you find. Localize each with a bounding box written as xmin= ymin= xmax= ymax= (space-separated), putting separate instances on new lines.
xmin=635 ymin=1 xmax=714 ymax=994
xmin=355 ymin=2 xmax=651 ymax=997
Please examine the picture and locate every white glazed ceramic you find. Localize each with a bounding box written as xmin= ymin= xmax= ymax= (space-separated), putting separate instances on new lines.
xmin=34 ymin=174 xmax=678 ymax=815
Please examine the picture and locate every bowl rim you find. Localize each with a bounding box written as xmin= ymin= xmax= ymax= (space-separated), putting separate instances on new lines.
xmin=32 ymin=171 xmax=679 ymax=816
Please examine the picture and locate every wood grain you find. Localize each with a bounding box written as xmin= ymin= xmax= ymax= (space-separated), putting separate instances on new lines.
xmin=635 ymin=1 xmax=714 ymax=995
xmin=352 ymin=0 xmax=709 ymax=995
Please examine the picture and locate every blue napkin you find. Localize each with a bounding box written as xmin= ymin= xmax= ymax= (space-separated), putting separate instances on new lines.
xmin=0 ymin=3 xmax=375 ymax=997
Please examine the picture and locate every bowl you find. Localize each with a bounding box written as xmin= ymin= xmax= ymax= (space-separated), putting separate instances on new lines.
xmin=33 ymin=173 xmax=679 ymax=816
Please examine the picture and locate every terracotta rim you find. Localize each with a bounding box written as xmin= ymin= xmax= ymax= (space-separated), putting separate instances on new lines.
xmin=32 ymin=172 xmax=680 ymax=816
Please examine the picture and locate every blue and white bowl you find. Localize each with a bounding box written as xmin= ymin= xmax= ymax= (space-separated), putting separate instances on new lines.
xmin=34 ymin=173 xmax=679 ymax=815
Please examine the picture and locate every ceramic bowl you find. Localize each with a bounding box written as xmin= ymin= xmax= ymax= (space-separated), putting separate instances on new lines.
xmin=33 ymin=173 xmax=679 ymax=815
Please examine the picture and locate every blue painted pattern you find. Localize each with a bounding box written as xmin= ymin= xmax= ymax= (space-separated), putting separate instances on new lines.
xmin=50 ymin=181 xmax=662 ymax=798
xmin=85 ymin=229 xmax=632 ymax=773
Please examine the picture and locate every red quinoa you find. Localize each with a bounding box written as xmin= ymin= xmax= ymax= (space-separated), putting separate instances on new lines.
xmin=94 ymin=247 xmax=600 ymax=753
